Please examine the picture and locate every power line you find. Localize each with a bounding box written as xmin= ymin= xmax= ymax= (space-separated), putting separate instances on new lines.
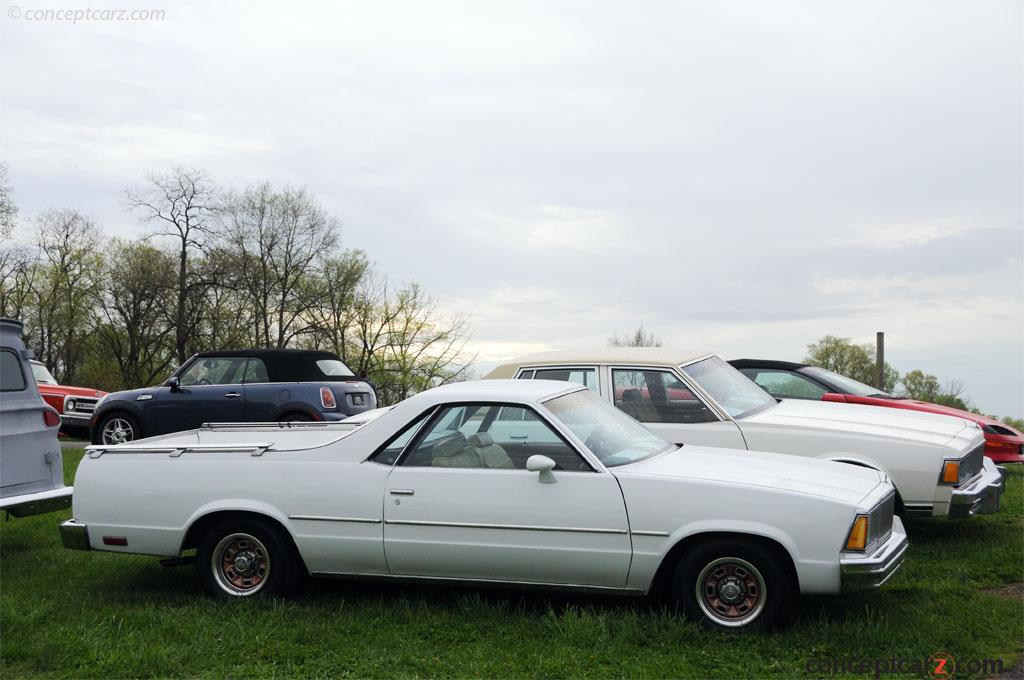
xmin=888 ymin=335 xmax=1023 ymax=384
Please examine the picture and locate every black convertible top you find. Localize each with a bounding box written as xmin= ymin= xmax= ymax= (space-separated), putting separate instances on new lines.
xmin=188 ymin=349 xmax=357 ymax=382
xmin=728 ymin=358 xmax=809 ymax=371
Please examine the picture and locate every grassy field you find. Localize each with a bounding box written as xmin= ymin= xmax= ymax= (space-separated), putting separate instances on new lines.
xmin=1 ymin=450 xmax=1021 ymax=679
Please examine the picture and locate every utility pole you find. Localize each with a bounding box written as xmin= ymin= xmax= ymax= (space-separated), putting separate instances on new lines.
xmin=876 ymin=331 xmax=885 ymax=390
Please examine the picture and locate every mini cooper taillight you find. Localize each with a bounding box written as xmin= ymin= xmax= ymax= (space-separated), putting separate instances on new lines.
xmin=320 ymin=386 xmax=337 ymax=409
xmin=43 ymin=408 xmax=61 ymax=428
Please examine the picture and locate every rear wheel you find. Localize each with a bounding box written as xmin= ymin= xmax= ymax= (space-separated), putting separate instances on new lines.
xmin=96 ymin=412 xmax=140 ymax=445
xmin=672 ymin=538 xmax=793 ymax=631
xmin=196 ymin=518 xmax=303 ymax=598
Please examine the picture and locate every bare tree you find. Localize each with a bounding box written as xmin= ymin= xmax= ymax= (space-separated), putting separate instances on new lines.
xmin=0 ymin=162 xmax=18 ymax=238
xmin=305 ymin=249 xmax=369 ymax=360
xmin=124 ymin=166 xmax=218 ymax=362
xmin=219 ymin=182 xmax=339 ymax=347
xmin=609 ymin=322 xmax=662 ymax=347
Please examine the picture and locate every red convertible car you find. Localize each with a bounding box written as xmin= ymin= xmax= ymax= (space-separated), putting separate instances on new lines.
xmin=30 ymin=360 xmax=107 ymax=439
xmin=730 ymin=359 xmax=1024 ymax=465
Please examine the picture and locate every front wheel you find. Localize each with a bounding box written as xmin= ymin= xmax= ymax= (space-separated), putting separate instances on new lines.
xmin=196 ymin=518 xmax=303 ymax=598
xmin=95 ymin=412 xmax=140 ymax=445
xmin=672 ymin=539 xmax=793 ymax=631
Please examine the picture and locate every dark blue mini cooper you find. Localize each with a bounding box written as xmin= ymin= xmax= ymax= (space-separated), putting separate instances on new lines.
xmin=90 ymin=349 xmax=377 ymax=444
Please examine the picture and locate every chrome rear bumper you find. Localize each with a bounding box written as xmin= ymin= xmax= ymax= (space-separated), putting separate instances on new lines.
xmin=949 ymin=459 xmax=1006 ymax=519
xmin=59 ymin=519 xmax=90 ymax=550
xmin=840 ymin=516 xmax=908 ymax=591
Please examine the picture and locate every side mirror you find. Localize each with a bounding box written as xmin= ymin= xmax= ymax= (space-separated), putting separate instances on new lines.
xmin=526 ymin=455 xmax=557 ymax=484
xmin=165 ymin=376 xmax=181 ymax=392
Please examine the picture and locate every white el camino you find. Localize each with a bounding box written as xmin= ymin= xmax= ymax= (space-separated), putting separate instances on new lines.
xmin=485 ymin=349 xmax=1007 ymax=521
xmin=61 ymin=380 xmax=906 ymax=630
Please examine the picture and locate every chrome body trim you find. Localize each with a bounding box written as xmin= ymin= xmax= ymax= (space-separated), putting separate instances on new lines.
xmin=388 ymin=489 xmax=415 ymax=496
xmin=309 ymin=571 xmax=646 ymax=596
xmin=59 ymin=519 xmax=91 ymax=550
xmin=86 ymin=443 xmax=273 ymax=458
xmin=948 ymin=458 xmax=1006 ymax=519
xmin=288 ymin=515 xmax=382 ymax=524
xmin=840 ymin=516 xmax=908 ymax=591
xmin=630 ymin=529 xmax=671 ymax=537
xmin=384 ymin=519 xmax=628 ymax=535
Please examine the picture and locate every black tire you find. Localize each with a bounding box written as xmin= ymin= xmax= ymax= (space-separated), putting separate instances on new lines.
xmin=672 ymin=538 xmax=793 ymax=631
xmin=196 ymin=518 xmax=304 ymax=599
xmin=279 ymin=412 xmax=314 ymax=423
xmin=94 ymin=412 xmax=141 ymax=445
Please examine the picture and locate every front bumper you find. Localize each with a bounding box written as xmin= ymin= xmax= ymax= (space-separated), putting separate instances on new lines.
xmin=840 ymin=516 xmax=908 ymax=591
xmin=59 ymin=519 xmax=91 ymax=550
xmin=948 ymin=459 xmax=1007 ymax=519
xmin=0 ymin=486 xmax=72 ymax=517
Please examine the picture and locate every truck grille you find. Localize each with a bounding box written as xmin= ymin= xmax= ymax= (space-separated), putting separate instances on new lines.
xmin=65 ymin=397 xmax=99 ymax=415
xmin=958 ymin=444 xmax=984 ymax=485
xmin=867 ymin=492 xmax=895 ymax=552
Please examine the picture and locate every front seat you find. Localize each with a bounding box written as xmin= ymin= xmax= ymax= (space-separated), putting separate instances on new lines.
xmin=620 ymin=388 xmax=660 ymax=423
xmin=466 ymin=432 xmax=514 ymax=469
xmin=431 ymin=433 xmax=478 ymax=468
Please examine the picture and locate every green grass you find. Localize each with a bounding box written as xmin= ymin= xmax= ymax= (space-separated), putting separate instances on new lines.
xmin=2 ymin=450 xmax=1021 ymax=679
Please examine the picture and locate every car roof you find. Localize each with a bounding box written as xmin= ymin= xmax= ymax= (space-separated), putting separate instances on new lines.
xmin=728 ymin=358 xmax=809 ymax=371
xmin=415 ymin=379 xmax=586 ymax=404
xmin=195 ymin=349 xmax=341 ymax=360
xmin=486 ymin=347 xmax=711 ymax=378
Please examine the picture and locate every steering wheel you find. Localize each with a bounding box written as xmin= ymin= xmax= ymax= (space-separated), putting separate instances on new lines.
xmin=197 ymin=378 xmax=211 ymax=385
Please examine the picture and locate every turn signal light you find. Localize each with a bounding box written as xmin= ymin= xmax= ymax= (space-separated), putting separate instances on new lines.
xmin=844 ymin=515 xmax=869 ymax=551
xmin=941 ymin=460 xmax=960 ymax=485
xmin=42 ymin=408 xmax=61 ymax=428
xmin=320 ymin=387 xmax=337 ymax=409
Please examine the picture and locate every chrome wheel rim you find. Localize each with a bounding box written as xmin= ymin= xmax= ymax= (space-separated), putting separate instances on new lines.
xmin=695 ymin=557 xmax=766 ymax=627
xmin=101 ymin=418 xmax=135 ymax=444
xmin=212 ymin=533 xmax=270 ymax=596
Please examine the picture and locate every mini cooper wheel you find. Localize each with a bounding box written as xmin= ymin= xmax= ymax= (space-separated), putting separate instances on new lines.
xmin=673 ymin=539 xmax=792 ymax=631
xmin=96 ymin=413 xmax=140 ymax=445
xmin=196 ymin=518 xmax=303 ymax=599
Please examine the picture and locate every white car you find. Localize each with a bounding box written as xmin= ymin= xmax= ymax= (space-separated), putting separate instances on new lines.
xmin=486 ymin=349 xmax=1006 ymax=520
xmin=60 ymin=380 xmax=906 ymax=630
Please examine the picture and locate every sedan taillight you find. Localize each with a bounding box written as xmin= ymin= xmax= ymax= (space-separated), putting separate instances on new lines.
xmin=43 ymin=408 xmax=61 ymax=428
xmin=320 ymin=386 xmax=337 ymax=409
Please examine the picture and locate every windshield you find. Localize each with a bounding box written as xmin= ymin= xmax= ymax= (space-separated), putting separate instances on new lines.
xmin=802 ymin=366 xmax=890 ymax=397
xmin=31 ymin=362 xmax=57 ymax=384
xmin=316 ymin=359 xmax=356 ymax=377
xmin=543 ymin=389 xmax=674 ymax=467
xmin=680 ymin=356 xmax=777 ymax=419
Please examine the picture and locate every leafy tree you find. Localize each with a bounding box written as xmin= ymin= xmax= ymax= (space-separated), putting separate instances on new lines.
xmin=609 ymin=323 xmax=662 ymax=348
xmin=804 ymin=335 xmax=898 ymax=392
xmin=899 ymin=369 xmax=970 ymax=410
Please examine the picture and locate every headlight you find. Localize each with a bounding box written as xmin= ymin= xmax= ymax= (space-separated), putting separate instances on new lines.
xmin=844 ymin=515 xmax=869 ymax=551
xmin=66 ymin=398 xmax=76 ymax=411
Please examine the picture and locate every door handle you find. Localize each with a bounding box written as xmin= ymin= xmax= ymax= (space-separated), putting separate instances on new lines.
xmin=224 ymin=392 xmax=242 ymax=398
xmin=389 ymin=489 xmax=415 ymax=496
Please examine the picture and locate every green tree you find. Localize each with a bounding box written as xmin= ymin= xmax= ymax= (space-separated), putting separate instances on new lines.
xmin=899 ymin=369 xmax=970 ymax=410
xmin=804 ymin=335 xmax=898 ymax=392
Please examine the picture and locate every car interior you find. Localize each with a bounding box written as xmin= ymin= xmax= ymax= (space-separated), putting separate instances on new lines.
xmin=612 ymin=369 xmax=718 ymax=424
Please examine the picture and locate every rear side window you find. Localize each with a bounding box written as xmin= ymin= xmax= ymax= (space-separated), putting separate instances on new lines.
xmin=519 ymin=367 xmax=597 ymax=392
xmin=1 ymin=350 xmax=27 ymax=391
xmin=316 ymin=359 xmax=355 ymax=377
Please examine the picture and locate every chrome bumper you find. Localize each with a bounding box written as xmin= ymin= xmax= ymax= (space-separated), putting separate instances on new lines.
xmin=949 ymin=459 xmax=1006 ymax=519
xmin=840 ymin=516 xmax=908 ymax=591
xmin=59 ymin=519 xmax=90 ymax=550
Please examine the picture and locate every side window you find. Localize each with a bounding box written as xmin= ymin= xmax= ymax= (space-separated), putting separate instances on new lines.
xmin=369 ymin=410 xmax=432 ymax=465
xmin=242 ymin=358 xmax=270 ymax=384
xmin=611 ymin=368 xmax=717 ymax=424
xmin=178 ymin=357 xmax=246 ymax=386
xmin=1 ymin=350 xmax=27 ymax=391
xmin=747 ymin=370 xmax=826 ymax=400
xmin=518 ymin=370 xmax=535 ymax=380
xmin=400 ymin=404 xmax=590 ymax=471
xmin=523 ymin=367 xmax=598 ymax=392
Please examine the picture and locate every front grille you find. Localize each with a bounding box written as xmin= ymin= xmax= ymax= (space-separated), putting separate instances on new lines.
xmin=958 ymin=444 xmax=984 ymax=485
xmin=867 ymin=492 xmax=895 ymax=552
xmin=66 ymin=397 xmax=99 ymax=415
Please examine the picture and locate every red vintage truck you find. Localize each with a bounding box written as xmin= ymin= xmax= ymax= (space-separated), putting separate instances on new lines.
xmin=30 ymin=360 xmax=107 ymax=439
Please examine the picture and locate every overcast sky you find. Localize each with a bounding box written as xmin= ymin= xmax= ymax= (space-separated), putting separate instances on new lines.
xmin=2 ymin=0 xmax=1021 ymax=415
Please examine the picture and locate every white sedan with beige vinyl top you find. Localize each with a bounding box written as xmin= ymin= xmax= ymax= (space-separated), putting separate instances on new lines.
xmin=61 ymin=379 xmax=905 ymax=630
xmin=486 ymin=348 xmax=1006 ymax=521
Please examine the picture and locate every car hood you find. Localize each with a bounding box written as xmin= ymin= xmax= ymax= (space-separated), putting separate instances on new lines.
xmin=875 ymin=398 xmax=1014 ymax=429
xmin=618 ymin=445 xmax=885 ymax=506
xmin=37 ymin=384 xmax=107 ymax=398
xmin=745 ymin=398 xmax=973 ymax=447
xmin=103 ymin=386 xmax=164 ymax=403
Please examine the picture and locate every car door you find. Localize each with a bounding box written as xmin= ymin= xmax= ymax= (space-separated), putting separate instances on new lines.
xmin=156 ymin=356 xmax=247 ymax=433
xmin=382 ymin=402 xmax=632 ymax=588
xmin=606 ymin=366 xmax=748 ymax=449
xmin=239 ymin=357 xmax=276 ymax=421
